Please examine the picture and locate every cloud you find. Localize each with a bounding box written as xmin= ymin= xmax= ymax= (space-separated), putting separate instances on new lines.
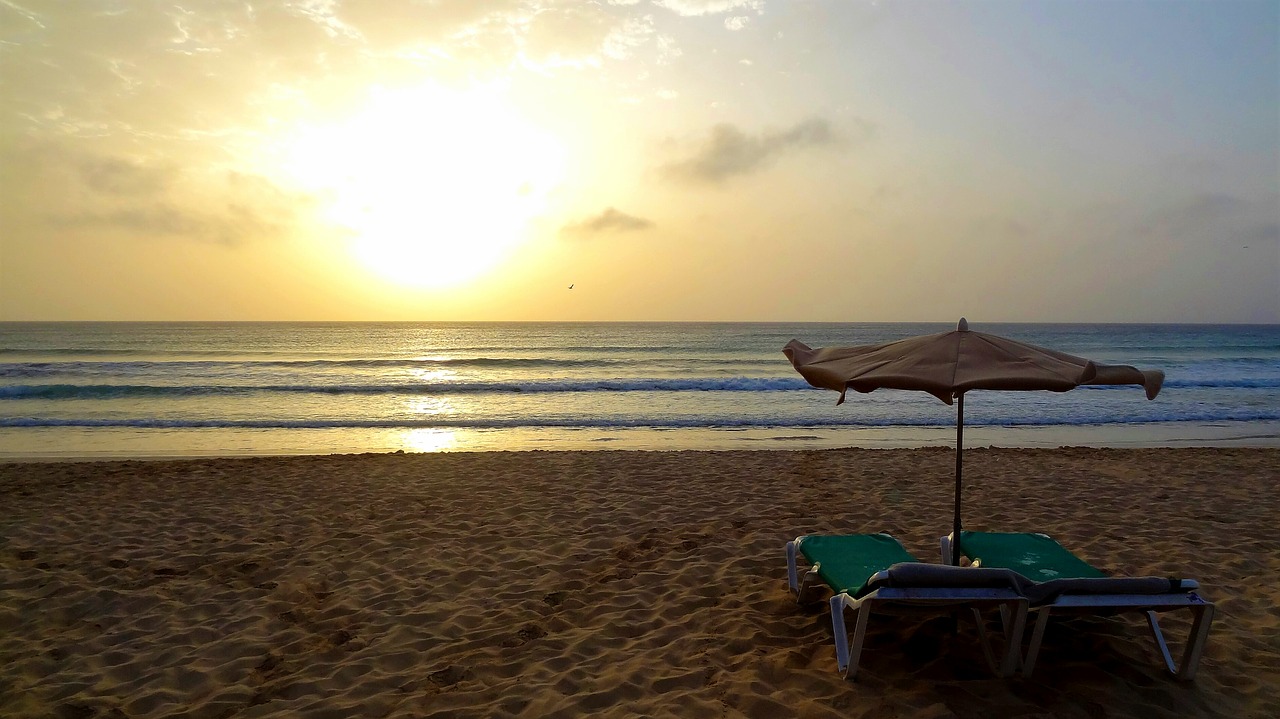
xmin=76 ymin=155 xmax=173 ymax=196
xmin=660 ymin=118 xmax=839 ymax=183
xmin=1163 ymin=193 xmax=1249 ymax=226
xmin=1133 ymin=192 xmax=1259 ymax=242
xmin=49 ymin=204 xmax=283 ymax=246
xmin=1240 ymin=222 xmax=1279 ymax=248
xmin=653 ymin=0 xmax=765 ymax=18
xmin=561 ymin=207 xmax=655 ymax=236
xmin=4 ymin=1 xmax=682 ymax=143
xmin=0 ymin=140 xmax=305 ymax=246
xmin=2 ymin=1 xmax=717 ymax=155
xmin=600 ymin=13 xmax=657 ymax=61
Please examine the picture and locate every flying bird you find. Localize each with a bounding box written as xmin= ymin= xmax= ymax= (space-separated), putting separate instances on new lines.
xmin=568 ymin=284 xmax=574 ymax=289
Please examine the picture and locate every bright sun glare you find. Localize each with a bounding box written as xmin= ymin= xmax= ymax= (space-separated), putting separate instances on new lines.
xmin=276 ymin=84 xmax=565 ymax=288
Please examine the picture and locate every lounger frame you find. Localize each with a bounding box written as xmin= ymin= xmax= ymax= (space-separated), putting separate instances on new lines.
xmin=1020 ymin=590 xmax=1214 ymax=681
xmin=942 ymin=532 xmax=1215 ymax=681
xmin=787 ymin=537 xmax=1028 ymax=680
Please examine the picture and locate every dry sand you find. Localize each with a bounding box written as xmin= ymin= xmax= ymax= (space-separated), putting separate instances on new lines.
xmin=1 ymin=448 xmax=1277 ymax=719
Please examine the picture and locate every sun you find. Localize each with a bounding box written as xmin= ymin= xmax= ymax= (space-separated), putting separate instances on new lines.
xmin=274 ymin=83 xmax=565 ymax=288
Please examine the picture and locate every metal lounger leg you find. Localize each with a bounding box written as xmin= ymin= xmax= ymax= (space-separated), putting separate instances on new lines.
xmin=1021 ymin=608 xmax=1052 ymax=678
xmin=830 ymin=594 xmax=850 ymax=675
xmin=997 ymin=602 xmax=1029 ymax=677
xmin=973 ymin=603 xmax=1029 ymax=677
xmin=1146 ymin=610 xmax=1177 ymax=676
xmin=786 ymin=541 xmax=800 ymax=594
xmin=786 ymin=540 xmax=822 ymax=602
xmin=1179 ymin=604 xmax=1214 ymax=681
xmin=830 ymin=593 xmax=871 ymax=680
xmin=972 ymin=607 xmax=999 ymax=673
xmin=1146 ymin=604 xmax=1215 ymax=681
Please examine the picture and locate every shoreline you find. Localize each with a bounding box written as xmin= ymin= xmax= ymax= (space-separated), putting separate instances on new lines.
xmin=2 ymin=419 xmax=1278 ymax=463
xmin=3 ymin=447 xmax=1278 ymax=718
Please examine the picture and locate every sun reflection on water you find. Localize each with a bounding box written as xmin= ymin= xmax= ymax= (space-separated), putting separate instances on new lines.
xmin=398 ymin=428 xmax=459 ymax=453
xmin=404 ymin=396 xmax=457 ymax=416
xmin=393 ymin=394 xmax=461 ymax=452
xmin=407 ymin=366 xmax=457 ymax=383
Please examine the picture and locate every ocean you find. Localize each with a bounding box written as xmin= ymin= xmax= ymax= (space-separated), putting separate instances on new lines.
xmin=1 ymin=321 xmax=1277 ymax=459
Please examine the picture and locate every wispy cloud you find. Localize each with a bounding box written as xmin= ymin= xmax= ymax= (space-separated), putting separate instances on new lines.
xmin=76 ymin=155 xmax=173 ymax=196
xmin=2 ymin=141 xmax=304 ymax=246
xmin=3 ymin=1 xmax=690 ymax=143
xmin=50 ymin=203 xmax=286 ymax=246
xmin=653 ymin=0 xmax=765 ymax=18
xmin=1241 ymin=222 xmax=1279 ymax=248
xmin=1134 ymin=192 xmax=1257 ymax=241
xmin=561 ymin=207 xmax=655 ymax=236
xmin=660 ymin=118 xmax=839 ymax=183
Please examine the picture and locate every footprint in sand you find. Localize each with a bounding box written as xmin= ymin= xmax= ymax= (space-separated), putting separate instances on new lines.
xmin=501 ymin=623 xmax=547 ymax=647
xmin=428 ymin=664 xmax=472 ymax=687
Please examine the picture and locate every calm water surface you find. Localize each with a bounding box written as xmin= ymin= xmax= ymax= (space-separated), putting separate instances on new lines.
xmin=2 ymin=322 xmax=1277 ymax=458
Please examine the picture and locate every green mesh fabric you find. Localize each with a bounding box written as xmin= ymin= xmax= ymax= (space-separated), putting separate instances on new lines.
xmin=798 ymin=534 xmax=919 ymax=597
xmin=959 ymin=531 xmax=1107 ymax=581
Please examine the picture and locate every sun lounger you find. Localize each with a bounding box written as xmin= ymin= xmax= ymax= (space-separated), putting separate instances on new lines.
xmin=942 ymin=531 xmax=1214 ymax=680
xmin=786 ymin=533 xmax=1029 ymax=679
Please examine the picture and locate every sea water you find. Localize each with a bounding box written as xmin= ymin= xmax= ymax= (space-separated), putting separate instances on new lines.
xmin=1 ymin=321 xmax=1277 ymax=459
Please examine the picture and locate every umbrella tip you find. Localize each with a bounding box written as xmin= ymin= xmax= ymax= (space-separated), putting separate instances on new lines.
xmin=957 ymin=318 xmax=969 ymax=331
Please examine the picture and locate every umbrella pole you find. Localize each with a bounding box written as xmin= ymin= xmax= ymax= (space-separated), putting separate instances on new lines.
xmin=952 ymin=392 xmax=964 ymax=566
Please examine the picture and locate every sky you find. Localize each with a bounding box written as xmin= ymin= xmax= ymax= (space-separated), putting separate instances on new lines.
xmin=1 ymin=0 xmax=1277 ymax=322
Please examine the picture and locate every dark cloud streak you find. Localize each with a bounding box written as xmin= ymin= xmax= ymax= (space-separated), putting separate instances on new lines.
xmin=561 ymin=207 xmax=654 ymax=237
xmin=78 ymin=156 xmax=172 ymax=196
xmin=661 ymin=118 xmax=842 ymax=183
xmin=2 ymin=140 xmax=302 ymax=246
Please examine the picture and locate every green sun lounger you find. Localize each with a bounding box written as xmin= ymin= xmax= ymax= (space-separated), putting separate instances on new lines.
xmin=786 ymin=533 xmax=1029 ymax=679
xmin=944 ymin=531 xmax=1214 ymax=681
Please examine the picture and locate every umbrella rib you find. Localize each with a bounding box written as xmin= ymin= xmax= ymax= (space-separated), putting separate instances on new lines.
xmin=949 ymin=330 xmax=964 ymax=397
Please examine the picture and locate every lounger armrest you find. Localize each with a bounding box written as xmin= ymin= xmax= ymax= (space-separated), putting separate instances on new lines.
xmin=1026 ymin=576 xmax=1202 ymax=605
xmin=871 ymin=563 xmax=1034 ymax=593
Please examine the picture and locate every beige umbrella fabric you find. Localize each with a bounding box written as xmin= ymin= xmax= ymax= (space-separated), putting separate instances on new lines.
xmin=783 ymin=318 xmax=1164 ymax=565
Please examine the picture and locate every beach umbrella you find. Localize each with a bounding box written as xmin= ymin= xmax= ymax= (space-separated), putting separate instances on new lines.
xmin=783 ymin=319 xmax=1164 ymax=566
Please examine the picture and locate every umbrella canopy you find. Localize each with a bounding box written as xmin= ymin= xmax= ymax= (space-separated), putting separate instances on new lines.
xmin=784 ymin=318 xmax=1164 ymax=405
xmin=784 ymin=318 xmax=1164 ymax=565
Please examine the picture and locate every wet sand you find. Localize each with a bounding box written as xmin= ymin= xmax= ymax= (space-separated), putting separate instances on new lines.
xmin=1 ymin=448 xmax=1277 ymax=718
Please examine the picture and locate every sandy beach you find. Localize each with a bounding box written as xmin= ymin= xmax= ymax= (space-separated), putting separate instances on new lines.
xmin=1 ymin=447 xmax=1277 ymax=718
